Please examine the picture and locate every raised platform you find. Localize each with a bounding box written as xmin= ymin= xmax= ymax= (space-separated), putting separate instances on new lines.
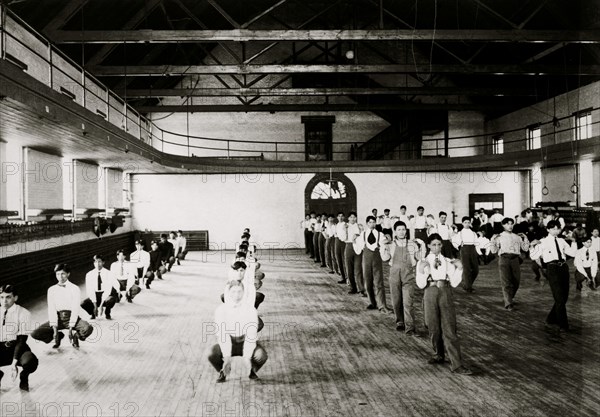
xmin=1 ymin=250 xmax=598 ymax=416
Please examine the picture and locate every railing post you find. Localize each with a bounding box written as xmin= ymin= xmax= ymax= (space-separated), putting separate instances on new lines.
xmin=227 ymin=141 xmax=230 ymax=158
xmin=82 ymin=70 xmax=86 ymax=108
xmin=106 ymin=87 xmax=110 ymax=120
xmin=275 ymin=142 xmax=278 ymax=160
xmin=138 ymin=113 xmax=142 ymax=140
xmin=0 ymin=4 xmax=5 ymax=60
xmin=48 ymin=44 xmax=53 ymax=88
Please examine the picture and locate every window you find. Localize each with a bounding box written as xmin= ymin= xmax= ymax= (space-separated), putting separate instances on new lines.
xmin=492 ymin=136 xmax=504 ymax=155
xmin=310 ymin=180 xmax=347 ymax=199
xmin=575 ymin=110 xmax=592 ymax=140
xmin=302 ymin=116 xmax=335 ymax=161
xmin=527 ymin=126 xmax=541 ymax=150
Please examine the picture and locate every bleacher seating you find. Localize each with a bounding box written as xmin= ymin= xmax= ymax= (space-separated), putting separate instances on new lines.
xmin=141 ymin=230 xmax=209 ymax=251
xmin=532 ymin=204 xmax=600 ymax=227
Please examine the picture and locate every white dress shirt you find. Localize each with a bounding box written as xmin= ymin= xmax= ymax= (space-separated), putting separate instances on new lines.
xmin=214 ymin=301 xmax=258 ymax=359
xmin=574 ymin=246 xmax=598 ymax=278
xmin=529 ymin=236 xmax=577 ymax=263
xmin=475 ymin=236 xmax=490 ymax=255
xmin=327 ymin=222 xmax=337 ymax=238
xmin=177 ymin=236 xmax=187 ymax=253
xmin=345 ymin=223 xmax=361 ymax=244
xmin=416 ymin=253 xmax=462 ymax=289
xmin=413 ymin=215 xmax=427 ymax=229
xmin=354 ymin=228 xmax=382 ymax=254
xmin=381 ymin=215 xmax=393 ymax=229
xmin=397 ymin=214 xmax=410 ymax=226
xmin=130 ymin=249 xmax=151 ymax=276
xmin=452 ymin=228 xmax=479 ymax=249
xmin=490 ymin=213 xmax=504 ymax=223
xmin=85 ymin=268 xmax=120 ymax=303
xmin=47 ymin=281 xmax=81 ymax=327
xmin=431 ymin=222 xmax=453 ymax=240
xmin=168 ymin=238 xmax=180 ymax=257
xmin=0 ymin=304 xmax=32 ymax=342
xmin=335 ymin=221 xmax=348 ymax=241
xmin=110 ymin=261 xmax=137 ymax=291
xmin=591 ymin=236 xmax=600 ymax=253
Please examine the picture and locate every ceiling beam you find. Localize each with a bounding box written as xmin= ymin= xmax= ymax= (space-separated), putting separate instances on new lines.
xmin=521 ymin=42 xmax=568 ymax=63
xmin=50 ymin=29 xmax=600 ymax=43
xmin=206 ymin=0 xmax=240 ymax=28
xmin=116 ymin=87 xmax=538 ymax=97
xmin=240 ymin=0 xmax=290 ymax=29
xmin=43 ymin=0 xmax=88 ymax=34
xmin=85 ymin=0 xmax=163 ymax=67
xmin=134 ymin=103 xmax=518 ymax=113
xmin=90 ymin=64 xmax=600 ymax=76
xmin=469 ymin=0 xmax=520 ymax=29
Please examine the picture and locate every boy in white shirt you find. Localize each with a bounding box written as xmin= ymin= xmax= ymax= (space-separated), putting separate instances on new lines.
xmin=416 ymin=234 xmax=473 ymax=375
xmin=574 ymin=237 xmax=598 ymax=293
xmin=591 ymin=228 xmax=600 ymax=257
xmin=475 ymin=231 xmax=491 ymax=265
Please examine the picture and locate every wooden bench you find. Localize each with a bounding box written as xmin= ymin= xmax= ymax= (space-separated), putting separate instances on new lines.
xmin=532 ymin=205 xmax=600 ymax=227
xmin=140 ymin=230 xmax=209 ymax=251
xmin=0 ymin=232 xmax=136 ymax=303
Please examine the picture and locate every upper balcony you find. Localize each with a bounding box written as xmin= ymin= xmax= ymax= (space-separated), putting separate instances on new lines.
xmin=0 ymin=5 xmax=598 ymax=174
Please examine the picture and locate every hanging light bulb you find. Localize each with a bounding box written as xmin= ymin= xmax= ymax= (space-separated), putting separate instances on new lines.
xmin=570 ymin=182 xmax=578 ymax=194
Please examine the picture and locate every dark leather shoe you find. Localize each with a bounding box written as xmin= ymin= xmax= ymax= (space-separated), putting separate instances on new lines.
xmin=452 ymin=366 xmax=474 ymax=375
xmin=52 ymin=332 xmax=65 ymax=349
xmin=126 ymin=294 xmax=133 ymax=303
xmin=69 ymin=331 xmax=79 ymax=348
xmin=427 ymin=355 xmax=445 ymax=365
xmin=405 ymin=329 xmax=416 ymax=336
xmin=216 ymin=371 xmax=226 ymax=383
xmin=337 ymin=280 xmax=346 ymax=284
xmin=249 ymin=370 xmax=259 ymax=380
xmin=348 ymin=290 xmax=358 ymax=294
xmin=106 ymin=313 xmax=112 ymax=320
xmin=0 ymin=370 xmax=4 ymax=388
xmin=366 ymin=304 xmax=377 ymax=310
xmin=19 ymin=373 xmax=29 ymax=391
xmin=146 ymin=284 xmax=151 ymax=289
xmin=396 ymin=324 xmax=405 ymax=331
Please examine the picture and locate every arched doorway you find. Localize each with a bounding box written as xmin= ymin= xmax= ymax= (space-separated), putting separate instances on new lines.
xmin=304 ymin=173 xmax=357 ymax=216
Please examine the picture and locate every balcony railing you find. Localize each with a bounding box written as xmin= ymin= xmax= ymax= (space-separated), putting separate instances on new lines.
xmin=1 ymin=4 xmax=598 ymax=162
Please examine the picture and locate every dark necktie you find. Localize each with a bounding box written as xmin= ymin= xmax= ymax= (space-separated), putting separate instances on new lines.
xmin=97 ymin=272 xmax=102 ymax=291
xmin=586 ymin=249 xmax=590 ymax=261
xmin=367 ymin=230 xmax=376 ymax=245
xmin=555 ymin=238 xmax=564 ymax=262
xmin=2 ymin=309 xmax=6 ymax=326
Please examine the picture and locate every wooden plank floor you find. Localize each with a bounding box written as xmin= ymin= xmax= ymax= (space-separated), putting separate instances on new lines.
xmin=2 ymin=250 xmax=599 ymax=417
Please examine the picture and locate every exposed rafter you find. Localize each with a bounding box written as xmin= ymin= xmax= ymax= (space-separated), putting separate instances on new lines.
xmin=90 ymin=64 xmax=600 ymax=76
xmin=86 ymin=0 xmax=163 ymax=67
xmin=134 ymin=103 xmax=518 ymax=113
xmin=116 ymin=87 xmax=538 ymax=97
xmin=50 ymin=29 xmax=600 ymax=43
xmin=42 ymin=0 xmax=88 ymax=34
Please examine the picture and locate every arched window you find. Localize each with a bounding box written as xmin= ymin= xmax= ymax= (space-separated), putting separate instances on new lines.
xmin=310 ymin=180 xmax=347 ymax=200
xmin=305 ymin=173 xmax=356 ymax=215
